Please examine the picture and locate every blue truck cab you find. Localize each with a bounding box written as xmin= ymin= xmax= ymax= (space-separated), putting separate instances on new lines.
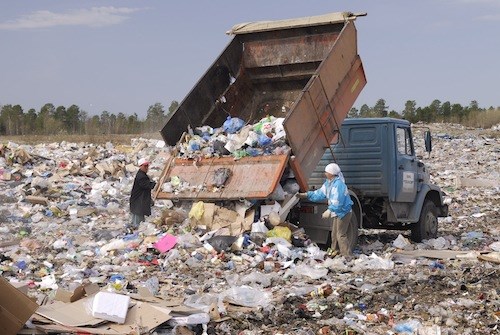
xmin=296 ymin=118 xmax=449 ymax=243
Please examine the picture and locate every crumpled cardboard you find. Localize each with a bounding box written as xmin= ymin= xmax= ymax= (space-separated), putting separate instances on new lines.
xmin=0 ymin=277 xmax=39 ymax=335
xmin=54 ymin=283 xmax=99 ymax=303
xmin=189 ymin=202 xmax=253 ymax=236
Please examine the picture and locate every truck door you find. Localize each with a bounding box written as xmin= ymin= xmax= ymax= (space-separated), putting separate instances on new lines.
xmin=395 ymin=126 xmax=418 ymax=202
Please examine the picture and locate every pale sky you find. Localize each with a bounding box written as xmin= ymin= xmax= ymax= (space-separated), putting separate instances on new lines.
xmin=1 ymin=0 xmax=499 ymax=119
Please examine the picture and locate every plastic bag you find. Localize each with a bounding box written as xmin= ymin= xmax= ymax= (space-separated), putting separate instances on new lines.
xmin=170 ymin=176 xmax=182 ymax=187
xmin=253 ymin=121 xmax=263 ymax=134
xmin=206 ymin=235 xmax=237 ymax=252
xmin=245 ymin=130 xmax=259 ymax=146
xmin=293 ymin=263 xmax=328 ymax=279
xmin=393 ymin=319 xmax=422 ymax=333
xmin=221 ymin=285 xmax=271 ymax=308
xmin=188 ymin=137 xmax=202 ymax=151
xmin=232 ymin=149 xmax=248 ymax=160
xmin=246 ymin=147 xmax=263 ymax=157
xmin=184 ymin=293 xmax=219 ymax=313
xmin=212 ymin=140 xmax=230 ymax=155
xmin=141 ymin=276 xmax=159 ymax=295
xmin=306 ymin=244 xmax=327 ymax=260
xmin=266 ymin=226 xmax=292 ymax=241
xmin=393 ymin=234 xmax=412 ymax=249
xmin=223 ymin=116 xmax=245 ymax=134
xmin=176 ymin=233 xmax=201 ymax=248
xmin=195 ymin=125 xmax=214 ymax=141
xmin=224 ymin=128 xmax=249 ymax=152
xmin=251 ymin=221 xmax=269 ymax=233
xmin=189 ymin=201 xmax=204 ymax=220
xmin=351 ymin=253 xmax=395 ymax=271
xmin=213 ymin=168 xmax=231 ymax=187
xmin=276 ymin=243 xmax=292 ymax=259
xmin=258 ymin=134 xmax=272 ymax=147
xmin=241 ymin=272 xmax=272 ymax=288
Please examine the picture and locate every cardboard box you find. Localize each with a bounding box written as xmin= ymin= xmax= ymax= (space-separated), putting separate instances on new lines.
xmin=10 ymin=280 xmax=30 ymax=295
xmin=0 ymin=276 xmax=39 ymax=335
xmin=36 ymin=300 xmax=105 ymax=327
xmin=36 ymin=295 xmax=173 ymax=333
xmin=107 ymin=302 xmax=171 ymax=333
xmin=54 ymin=283 xmax=100 ymax=303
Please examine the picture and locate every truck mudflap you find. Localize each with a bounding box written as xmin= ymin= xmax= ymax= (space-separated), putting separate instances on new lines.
xmin=155 ymin=154 xmax=289 ymax=201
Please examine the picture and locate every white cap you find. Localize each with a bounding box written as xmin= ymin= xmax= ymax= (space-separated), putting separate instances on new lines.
xmin=325 ymin=163 xmax=340 ymax=176
xmin=138 ymin=158 xmax=150 ymax=166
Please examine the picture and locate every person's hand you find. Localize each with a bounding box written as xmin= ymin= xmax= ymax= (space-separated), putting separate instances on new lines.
xmin=322 ymin=209 xmax=332 ymax=219
xmin=296 ymin=192 xmax=308 ymax=199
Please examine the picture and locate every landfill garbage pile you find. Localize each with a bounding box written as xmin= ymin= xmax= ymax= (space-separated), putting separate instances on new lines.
xmin=176 ymin=116 xmax=290 ymax=160
xmin=160 ymin=115 xmax=292 ymax=197
xmin=0 ymin=122 xmax=498 ymax=335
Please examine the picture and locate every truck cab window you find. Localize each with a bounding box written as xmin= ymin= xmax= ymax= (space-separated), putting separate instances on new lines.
xmin=396 ymin=127 xmax=414 ymax=156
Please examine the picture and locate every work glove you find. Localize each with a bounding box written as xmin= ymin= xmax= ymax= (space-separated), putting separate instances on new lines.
xmin=296 ymin=192 xmax=308 ymax=199
xmin=322 ymin=209 xmax=332 ymax=219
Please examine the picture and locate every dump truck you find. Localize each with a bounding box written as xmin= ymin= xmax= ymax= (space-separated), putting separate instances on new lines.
xmin=157 ymin=12 xmax=448 ymax=243
xmin=290 ymin=118 xmax=449 ymax=243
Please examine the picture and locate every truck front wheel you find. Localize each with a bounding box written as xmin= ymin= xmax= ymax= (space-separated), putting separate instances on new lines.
xmin=411 ymin=200 xmax=438 ymax=242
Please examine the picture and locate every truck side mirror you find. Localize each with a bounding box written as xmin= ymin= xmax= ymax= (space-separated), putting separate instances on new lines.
xmin=424 ymin=130 xmax=432 ymax=153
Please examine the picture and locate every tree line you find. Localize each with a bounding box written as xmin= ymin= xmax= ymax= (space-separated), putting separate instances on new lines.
xmin=349 ymin=99 xmax=499 ymax=128
xmin=1 ymin=98 xmax=498 ymax=136
xmin=0 ymin=101 xmax=179 ymax=136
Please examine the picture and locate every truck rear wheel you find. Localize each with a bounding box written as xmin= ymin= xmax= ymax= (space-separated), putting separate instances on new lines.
xmin=411 ymin=200 xmax=438 ymax=242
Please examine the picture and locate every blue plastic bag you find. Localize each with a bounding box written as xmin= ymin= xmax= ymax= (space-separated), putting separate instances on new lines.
xmin=223 ymin=116 xmax=245 ymax=134
xmin=258 ymin=134 xmax=272 ymax=147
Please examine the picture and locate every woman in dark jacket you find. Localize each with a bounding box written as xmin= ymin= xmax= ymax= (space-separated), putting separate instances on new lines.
xmin=129 ymin=158 xmax=156 ymax=229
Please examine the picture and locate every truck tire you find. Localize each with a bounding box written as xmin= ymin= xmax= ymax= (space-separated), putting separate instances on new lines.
xmin=411 ymin=200 xmax=438 ymax=242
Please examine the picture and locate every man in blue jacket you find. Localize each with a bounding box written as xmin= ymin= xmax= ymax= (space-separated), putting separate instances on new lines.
xmin=298 ymin=163 xmax=356 ymax=257
xmin=129 ymin=158 xmax=156 ymax=230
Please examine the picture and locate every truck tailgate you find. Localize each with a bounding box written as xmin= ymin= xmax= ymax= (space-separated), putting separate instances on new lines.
xmin=284 ymin=22 xmax=366 ymax=191
xmin=155 ymin=154 xmax=289 ymax=201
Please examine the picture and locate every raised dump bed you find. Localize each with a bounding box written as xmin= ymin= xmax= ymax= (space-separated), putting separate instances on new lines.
xmin=157 ymin=12 xmax=366 ymax=200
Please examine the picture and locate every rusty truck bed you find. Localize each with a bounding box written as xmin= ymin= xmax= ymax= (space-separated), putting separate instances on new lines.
xmin=155 ymin=154 xmax=289 ymax=200
xmin=158 ymin=12 xmax=366 ymax=200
